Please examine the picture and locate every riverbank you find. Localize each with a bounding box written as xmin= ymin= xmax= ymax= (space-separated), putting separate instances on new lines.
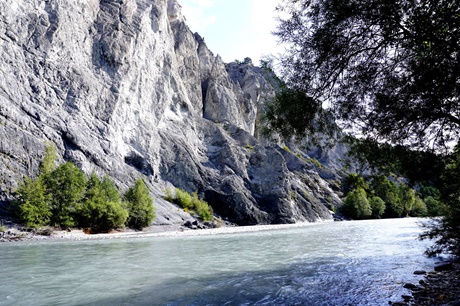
xmin=0 ymin=220 xmax=332 ymax=242
xmin=391 ymin=261 xmax=460 ymax=306
xmin=410 ymin=262 xmax=460 ymax=306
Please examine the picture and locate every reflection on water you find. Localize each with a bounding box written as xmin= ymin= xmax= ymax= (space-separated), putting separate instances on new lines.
xmin=0 ymin=218 xmax=435 ymax=306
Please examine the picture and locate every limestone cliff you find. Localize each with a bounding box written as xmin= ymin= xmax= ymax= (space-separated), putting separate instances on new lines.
xmin=0 ymin=0 xmax=343 ymax=226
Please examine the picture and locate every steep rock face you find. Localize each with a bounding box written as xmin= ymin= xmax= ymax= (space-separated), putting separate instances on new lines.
xmin=0 ymin=0 xmax=342 ymax=225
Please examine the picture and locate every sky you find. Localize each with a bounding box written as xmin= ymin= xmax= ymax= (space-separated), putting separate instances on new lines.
xmin=179 ymin=0 xmax=285 ymax=65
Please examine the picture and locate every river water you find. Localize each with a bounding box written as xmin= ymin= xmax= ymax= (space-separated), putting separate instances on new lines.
xmin=0 ymin=218 xmax=436 ymax=306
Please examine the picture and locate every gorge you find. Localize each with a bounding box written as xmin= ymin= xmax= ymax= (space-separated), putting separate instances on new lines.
xmin=0 ymin=0 xmax=346 ymax=227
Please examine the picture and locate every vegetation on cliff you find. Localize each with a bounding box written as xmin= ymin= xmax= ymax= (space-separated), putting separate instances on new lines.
xmin=14 ymin=144 xmax=155 ymax=232
xmin=164 ymin=188 xmax=213 ymax=221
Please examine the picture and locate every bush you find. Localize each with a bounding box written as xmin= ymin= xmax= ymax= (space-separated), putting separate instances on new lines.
xmin=342 ymin=188 xmax=372 ymax=219
xmin=124 ymin=179 xmax=155 ymax=230
xmin=164 ymin=188 xmax=214 ymax=221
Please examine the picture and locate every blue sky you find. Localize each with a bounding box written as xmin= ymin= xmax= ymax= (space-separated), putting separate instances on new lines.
xmin=179 ymin=0 xmax=284 ymax=64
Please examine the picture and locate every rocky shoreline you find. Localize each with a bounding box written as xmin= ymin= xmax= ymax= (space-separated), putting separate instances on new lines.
xmin=391 ymin=261 xmax=460 ymax=306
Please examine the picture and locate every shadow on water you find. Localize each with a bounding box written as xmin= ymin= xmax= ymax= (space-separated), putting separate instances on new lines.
xmin=79 ymin=253 xmax=428 ymax=306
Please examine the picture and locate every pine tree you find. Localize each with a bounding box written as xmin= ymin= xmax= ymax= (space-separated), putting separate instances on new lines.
xmin=124 ymin=179 xmax=155 ymax=230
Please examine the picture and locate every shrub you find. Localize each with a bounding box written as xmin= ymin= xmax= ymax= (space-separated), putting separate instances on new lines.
xmin=124 ymin=179 xmax=155 ymax=230
xmin=164 ymin=188 xmax=214 ymax=221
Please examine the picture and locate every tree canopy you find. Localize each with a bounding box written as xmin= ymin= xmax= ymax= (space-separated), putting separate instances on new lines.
xmin=275 ymin=0 xmax=460 ymax=149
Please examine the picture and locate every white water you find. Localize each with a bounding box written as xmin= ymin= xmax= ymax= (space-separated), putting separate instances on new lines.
xmin=0 ymin=218 xmax=436 ymax=306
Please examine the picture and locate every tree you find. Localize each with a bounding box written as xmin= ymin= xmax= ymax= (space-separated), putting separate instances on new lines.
xmin=16 ymin=177 xmax=51 ymax=228
xmin=399 ymin=184 xmax=416 ymax=216
xmin=371 ymin=175 xmax=404 ymax=218
xmin=124 ymin=179 xmax=155 ymax=230
xmin=342 ymin=188 xmax=372 ymax=219
xmin=39 ymin=142 xmax=57 ymax=175
xmin=369 ymin=196 xmax=386 ymax=219
xmin=78 ymin=174 xmax=128 ymax=233
xmin=422 ymin=145 xmax=460 ymax=256
xmin=45 ymin=162 xmax=88 ymax=228
xmin=411 ymin=196 xmax=428 ymax=217
xmin=275 ymin=0 xmax=460 ymax=149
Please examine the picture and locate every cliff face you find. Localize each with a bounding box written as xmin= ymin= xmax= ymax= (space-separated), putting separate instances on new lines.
xmin=0 ymin=0 xmax=343 ymax=225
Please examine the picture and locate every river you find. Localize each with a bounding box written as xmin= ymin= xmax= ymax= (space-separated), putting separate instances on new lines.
xmin=0 ymin=218 xmax=436 ymax=306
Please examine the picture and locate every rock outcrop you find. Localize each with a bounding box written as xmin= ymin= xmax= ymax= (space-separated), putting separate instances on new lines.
xmin=0 ymin=0 xmax=344 ymax=225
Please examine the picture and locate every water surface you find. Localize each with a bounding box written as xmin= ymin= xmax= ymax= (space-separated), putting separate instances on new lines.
xmin=0 ymin=218 xmax=435 ymax=305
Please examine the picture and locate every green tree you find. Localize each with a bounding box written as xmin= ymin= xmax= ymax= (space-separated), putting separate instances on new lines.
xmin=399 ymin=184 xmax=416 ymax=217
xmin=16 ymin=177 xmax=51 ymax=228
xmin=342 ymin=173 xmax=369 ymax=195
xmin=371 ymin=175 xmax=403 ymax=218
xmin=424 ymin=196 xmax=444 ymax=217
xmin=124 ymin=179 xmax=155 ymax=230
xmin=342 ymin=188 xmax=371 ymax=219
xmin=422 ymin=145 xmax=460 ymax=256
xmin=78 ymin=174 xmax=128 ymax=233
xmin=369 ymin=196 xmax=386 ymax=219
xmin=45 ymin=162 xmax=87 ymax=228
xmin=39 ymin=142 xmax=57 ymax=175
xmin=411 ymin=196 xmax=428 ymax=217
xmin=275 ymin=0 xmax=460 ymax=148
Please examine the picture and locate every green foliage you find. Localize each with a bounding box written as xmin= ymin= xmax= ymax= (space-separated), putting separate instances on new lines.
xmin=369 ymin=196 xmax=386 ymax=219
xmin=261 ymin=87 xmax=336 ymax=142
xmin=345 ymin=137 xmax=445 ymax=186
xmin=411 ymin=197 xmax=428 ymax=217
xmin=124 ymin=179 xmax=155 ymax=230
xmin=371 ymin=175 xmax=403 ymax=218
xmin=342 ymin=173 xmax=369 ymax=194
xmin=16 ymin=177 xmax=51 ymax=228
xmin=423 ymin=196 xmax=444 ymax=217
xmin=341 ymin=188 xmax=371 ymax=220
xmin=276 ymin=0 xmax=460 ymax=148
xmin=77 ymin=174 xmax=128 ymax=233
xmin=15 ymin=144 xmax=147 ymax=232
xmin=341 ymin=173 xmax=426 ymax=219
xmin=164 ymin=188 xmax=214 ymax=221
xmin=399 ymin=185 xmax=416 ymax=217
xmin=39 ymin=142 xmax=57 ymax=175
xmin=422 ymin=144 xmax=460 ymax=256
xmin=45 ymin=162 xmax=88 ymax=228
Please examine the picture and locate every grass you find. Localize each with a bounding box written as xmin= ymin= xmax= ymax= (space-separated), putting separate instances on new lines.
xmin=244 ymin=144 xmax=255 ymax=152
xmin=164 ymin=188 xmax=214 ymax=221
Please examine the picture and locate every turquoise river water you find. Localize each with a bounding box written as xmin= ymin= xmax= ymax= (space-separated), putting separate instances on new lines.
xmin=0 ymin=218 xmax=437 ymax=306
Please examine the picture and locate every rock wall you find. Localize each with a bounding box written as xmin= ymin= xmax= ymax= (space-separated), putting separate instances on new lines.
xmin=0 ymin=0 xmax=343 ymax=225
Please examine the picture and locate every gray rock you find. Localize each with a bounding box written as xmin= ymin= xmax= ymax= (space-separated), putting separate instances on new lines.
xmin=0 ymin=0 xmax=344 ymax=226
